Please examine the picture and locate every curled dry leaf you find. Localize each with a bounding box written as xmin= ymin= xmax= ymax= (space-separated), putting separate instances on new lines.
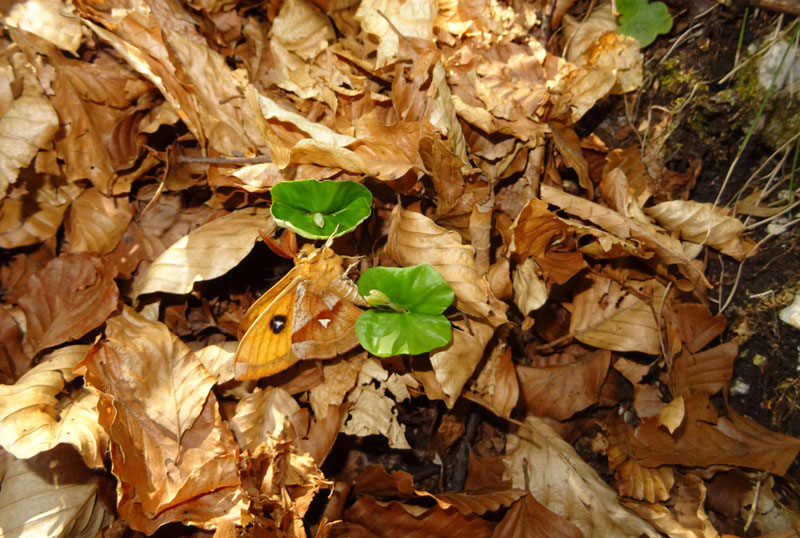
xmin=569 ymin=275 xmax=668 ymax=355
xmin=429 ymin=319 xmax=495 ymax=408
xmin=645 ymin=200 xmax=756 ymax=261
xmin=386 ymin=205 xmax=504 ymax=324
xmin=65 ymin=188 xmax=132 ymax=254
xmin=512 ymin=258 xmax=548 ymax=315
xmin=0 ymin=447 xmax=113 ymax=538
xmin=17 ymin=253 xmax=119 ymax=355
xmin=0 ymin=94 xmax=59 ymax=199
xmin=511 ymin=198 xmax=587 ymax=285
xmin=504 ymin=416 xmax=660 ymax=538
xmin=133 ymin=206 xmax=273 ymax=298
xmin=193 ymin=340 xmax=238 ymax=384
xmin=0 ymin=345 xmax=108 ymax=468
xmin=78 ymin=307 xmax=243 ymax=533
xmin=355 ymin=0 xmax=437 ymax=68
xmin=0 ymin=197 xmax=70 ymax=249
xmin=469 ymin=343 xmax=519 ymax=418
xmin=542 ymin=178 xmax=710 ymax=289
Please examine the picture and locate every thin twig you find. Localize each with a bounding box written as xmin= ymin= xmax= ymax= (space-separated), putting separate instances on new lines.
xmin=541 ymin=0 xmax=558 ymax=46
xmin=751 ymin=0 xmax=800 ymax=16
xmin=176 ymin=155 xmax=272 ymax=165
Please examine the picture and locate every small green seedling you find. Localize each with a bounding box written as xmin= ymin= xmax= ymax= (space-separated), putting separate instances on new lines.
xmin=270 ymin=179 xmax=372 ymax=239
xmin=617 ymin=0 xmax=673 ymax=48
xmin=356 ymin=265 xmax=454 ymax=357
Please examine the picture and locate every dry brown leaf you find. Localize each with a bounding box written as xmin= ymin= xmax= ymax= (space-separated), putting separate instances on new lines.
xmin=619 ymin=397 xmax=800 ymax=475
xmin=0 ymin=447 xmax=113 ymax=538
xmin=163 ymin=27 xmax=265 ymax=156
xmin=424 ymin=489 xmax=527 ymax=516
xmin=0 ymin=345 xmax=108 ymax=468
xmin=193 ymin=341 xmax=238 ymax=385
xmin=669 ymin=342 xmax=737 ymax=397
xmin=511 ymin=198 xmax=587 ymax=285
xmin=469 ymin=343 xmax=519 ymax=418
xmin=0 ymin=94 xmax=58 ymax=199
xmin=512 ymin=258 xmax=549 ymax=315
xmin=0 ymin=196 xmax=70 ymax=249
xmin=517 ymin=349 xmax=611 ymax=421
xmin=658 ymin=395 xmax=686 ymax=434
xmin=309 ymin=354 xmax=366 ymax=419
xmin=65 ymin=188 xmax=132 ymax=254
xmin=491 ymin=493 xmax=584 ymax=538
xmin=342 ymin=497 xmax=492 ymax=538
xmin=569 ymin=275 xmax=668 ymax=355
xmin=17 ymin=253 xmax=118 ymax=355
xmin=562 ymin=3 xmax=617 ymax=63
xmin=78 ymin=307 xmax=244 ymax=533
xmin=541 ymin=184 xmax=710 ymax=288
xmin=504 ymin=416 xmax=660 ymax=538
xmin=429 ymin=319 xmax=494 ymax=408
xmin=229 ymin=386 xmax=307 ymax=453
xmin=0 ymin=307 xmax=29 ymax=384
xmin=341 ymin=358 xmax=418 ymax=449
xmin=553 ymin=32 xmax=642 ymax=123
xmin=355 ymin=0 xmax=437 ymax=68
xmin=645 ymin=200 xmax=756 ymax=261
xmin=133 ymin=206 xmax=273 ymax=298
xmin=80 ymin=12 xmax=206 ymax=148
xmin=386 ymin=205 xmax=504 ymax=323
xmin=4 ymin=0 xmax=84 ymax=54
xmin=269 ymin=0 xmax=335 ymax=100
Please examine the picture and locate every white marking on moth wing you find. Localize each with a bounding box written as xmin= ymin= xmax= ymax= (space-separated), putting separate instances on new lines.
xmin=318 ymin=318 xmax=331 ymax=328
xmin=292 ymin=283 xmax=312 ymax=328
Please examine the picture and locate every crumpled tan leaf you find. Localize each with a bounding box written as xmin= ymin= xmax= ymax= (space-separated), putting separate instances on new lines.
xmin=133 ymin=206 xmax=274 ymax=298
xmin=229 ymin=386 xmax=307 ymax=453
xmin=504 ymin=416 xmax=660 ymax=538
xmin=0 ymin=447 xmax=113 ymax=538
xmin=355 ymin=0 xmax=437 ymax=68
xmin=0 ymin=345 xmax=107 ymax=468
xmin=77 ymin=307 xmax=244 ymax=533
xmin=645 ymin=200 xmax=756 ymax=261
xmin=340 ymin=358 xmax=418 ymax=449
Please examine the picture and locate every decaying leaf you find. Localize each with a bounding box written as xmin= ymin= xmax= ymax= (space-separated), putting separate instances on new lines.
xmin=430 ymin=319 xmax=495 ymax=408
xmin=341 ymin=358 xmax=418 ymax=449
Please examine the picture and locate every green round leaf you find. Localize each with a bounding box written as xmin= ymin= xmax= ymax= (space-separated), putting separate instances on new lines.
xmin=617 ymin=0 xmax=672 ymax=48
xmin=355 ymin=310 xmax=452 ymax=357
xmin=357 ymin=265 xmax=454 ymax=315
xmin=270 ymin=179 xmax=372 ymax=239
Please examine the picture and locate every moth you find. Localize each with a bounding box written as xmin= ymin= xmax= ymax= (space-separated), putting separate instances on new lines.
xmin=234 ymin=243 xmax=364 ymax=380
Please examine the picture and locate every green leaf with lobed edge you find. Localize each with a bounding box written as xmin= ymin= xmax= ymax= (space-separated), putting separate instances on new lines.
xmin=270 ymin=179 xmax=372 ymax=239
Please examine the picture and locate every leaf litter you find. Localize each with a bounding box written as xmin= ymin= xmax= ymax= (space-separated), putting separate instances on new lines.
xmin=0 ymin=1 xmax=798 ymax=537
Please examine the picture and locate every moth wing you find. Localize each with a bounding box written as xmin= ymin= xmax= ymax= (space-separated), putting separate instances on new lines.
xmin=234 ymin=272 xmax=301 ymax=380
xmin=291 ymin=283 xmax=362 ymax=360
